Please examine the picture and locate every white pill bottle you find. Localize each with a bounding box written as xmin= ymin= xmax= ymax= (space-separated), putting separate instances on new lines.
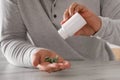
xmin=58 ymin=13 xmax=87 ymax=39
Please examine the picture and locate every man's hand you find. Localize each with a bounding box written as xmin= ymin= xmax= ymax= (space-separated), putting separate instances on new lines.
xmin=61 ymin=2 xmax=102 ymax=36
xmin=31 ymin=49 xmax=70 ymax=73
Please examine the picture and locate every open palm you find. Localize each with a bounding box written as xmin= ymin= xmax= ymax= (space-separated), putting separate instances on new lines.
xmin=32 ymin=49 xmax=70 ymax=73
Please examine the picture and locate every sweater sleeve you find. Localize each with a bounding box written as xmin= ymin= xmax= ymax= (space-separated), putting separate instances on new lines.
xmin=94 ymin=0 xmax=120 ymax=46
xmin=0 ymin=0 xmax=40 ymax=67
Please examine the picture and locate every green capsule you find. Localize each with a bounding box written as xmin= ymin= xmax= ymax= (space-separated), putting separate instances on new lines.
xmin=45 ymin=56 xmax=59 ymax=63
xmin=53 ymin=56 xmax=58 ymax=63
xmin=50 ymin=58 xmax=54 ymax=63
xmin=52 ymin=58 xmax=56 ymax=63
xmin=45 ymin=57 xmax=51 ymax=62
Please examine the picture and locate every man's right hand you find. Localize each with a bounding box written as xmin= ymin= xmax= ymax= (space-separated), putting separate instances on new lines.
xmin=61 ymin=2 xmax=102 ymax=36
xmin=31 ymin=49 xmax=71 ymax=73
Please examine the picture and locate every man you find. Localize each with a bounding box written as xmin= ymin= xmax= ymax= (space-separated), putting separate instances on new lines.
xmin=1 ymin=0 xmax=120 ymax=73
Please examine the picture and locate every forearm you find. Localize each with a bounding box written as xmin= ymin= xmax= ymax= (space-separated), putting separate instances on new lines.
xmin=1 ymin=39 xmax=40 ymax=67
xmin=1 ymin=0 xmax=41 ymax=67
xmin=94 ymin=17 xmax=120 ymax=46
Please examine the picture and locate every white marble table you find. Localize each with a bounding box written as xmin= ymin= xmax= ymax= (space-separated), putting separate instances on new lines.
xmin=0 ymin=53 xmax=120 ymax=80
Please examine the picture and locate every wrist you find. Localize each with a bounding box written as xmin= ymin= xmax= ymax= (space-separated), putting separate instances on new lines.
xmin=93 ymin=16 xmax=108 ymax=37
xmin=92 ymin=16 xmax=102 ymax=35
xmin=30 ymin=48 xmax=47 ymax=65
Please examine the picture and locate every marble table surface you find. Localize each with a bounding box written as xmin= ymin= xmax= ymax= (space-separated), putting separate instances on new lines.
xmin=0 ymin=53 xmax=120 ymax=80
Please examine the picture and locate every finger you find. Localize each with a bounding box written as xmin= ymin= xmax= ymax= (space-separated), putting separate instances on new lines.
xmin=57 ymin=57 xmax=64 ymax=63
xmin=58 ymin=63 xmax=65 ymax=70
xmin=63 ymin=61 xmax=71 ymax=69
xmin=37 ymin=62 xmax=60 ymax=73
xmin=69 ymin=2 xmax=78 ymax=16
xmin=58 ymin=61 xmax=71 ymax=70
xmin=61 ymin=9 xmax=70 ymax=25
xmin=74 ymin=5 xmax=81 ymax=13
xmin=37 ymin=63 xmax=53 ymax=73
xmin=75 ymin=4 xmax=86 ymax=14
xmin=60 ymin=20 xmax=67 ymax=25
xmin=57 ymin=57 xmax=68 ymax=70
xmin=47 ymin=63 xmax=60 ymax=73
xmin=51 ymin=56 xmax=66 ymax=70
xmin=63 ymin=9 xmax=70 ymax=21
xmin=37 ymin=62 xmax=50 ymax=71
xmin=32 ymin=54 xmax=40 ymax=67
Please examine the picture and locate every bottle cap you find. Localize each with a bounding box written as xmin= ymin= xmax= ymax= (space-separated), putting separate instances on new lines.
xmin=62 ymin=13 xmax=86 ymax=36
xmin=58 ymin=28 xmax=68 ymax=39
xmin=58 ymin=13 xmax=86 ymax=39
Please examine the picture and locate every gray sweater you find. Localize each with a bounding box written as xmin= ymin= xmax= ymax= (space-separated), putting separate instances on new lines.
xmin=1 ymin=0 xmax=120 ymax=67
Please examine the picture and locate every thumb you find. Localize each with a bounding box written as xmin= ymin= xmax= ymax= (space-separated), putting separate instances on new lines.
xmin=32 ymin=54 xmax=40 ymax=67
xmin=60 ymin=20 xmax=65 ymax=25
xmin=60 ymin=19 xmax=69 ymax=25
